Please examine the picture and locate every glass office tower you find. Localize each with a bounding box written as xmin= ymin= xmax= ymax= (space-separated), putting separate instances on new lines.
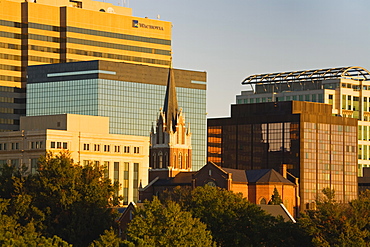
xmin=208 ymin=101 xmax=358 ymax=210
xmin=236 ymin=66 xmax=370 ymax=176
xmin=27 ymin=60 xmax=207 ymax=171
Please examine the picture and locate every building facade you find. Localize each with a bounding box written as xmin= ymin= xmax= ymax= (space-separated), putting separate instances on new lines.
xmin=236 ymin=66 xmax=370 ymax=176
xmin=207 ymin=101 xmax=358 ymax=209
xmin=26 ymin=61 xmax=207 ymax=170
xmin=0 ymin=113 xmax=149 ymax=204
xmin=0 ymin=0 xmax=172 ymax=131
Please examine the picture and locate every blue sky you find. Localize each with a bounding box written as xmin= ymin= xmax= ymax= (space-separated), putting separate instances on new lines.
xmin=111 ymin=0 xmax=370 ymax=117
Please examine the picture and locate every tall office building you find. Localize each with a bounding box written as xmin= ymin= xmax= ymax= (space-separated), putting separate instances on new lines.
xmin=27 ymin=60 xmax=207 ymax=171
xmin=0 ymin=0 xmax=172 ymax=131
xmin=236 ymin=66 xmax=370 ymax=176
xmin=208 ymin=101 xmax=358 ymax=209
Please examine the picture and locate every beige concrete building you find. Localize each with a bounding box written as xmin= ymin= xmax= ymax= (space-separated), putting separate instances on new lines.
xmin=0 ymin=113 xmax=149 ymax=204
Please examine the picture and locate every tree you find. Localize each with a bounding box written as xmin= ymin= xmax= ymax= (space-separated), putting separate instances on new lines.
xmin=0 ymin=199 xmax=71 ymax=246
xmin=165 ymin=185 xmax=307 ymax=247
xmin=298 ymin=188 xmax=367 ymax=247
xmin=0 ymin=152 xmax=121 ymax=247
xmin=125 ymin=197 xmax=214 ymax=247
xmin=89 ymin=228 xmax=123 ymax=247
xmin=268 ymin=187 xmax=283 ymax=205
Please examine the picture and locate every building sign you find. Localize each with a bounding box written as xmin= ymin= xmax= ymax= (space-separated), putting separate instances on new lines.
xmin=132 ymin=20 xmax=164 ymax=31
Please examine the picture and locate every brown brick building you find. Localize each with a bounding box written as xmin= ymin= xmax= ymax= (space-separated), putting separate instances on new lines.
xmin=207 ymin=101 xmax=358 ymax=210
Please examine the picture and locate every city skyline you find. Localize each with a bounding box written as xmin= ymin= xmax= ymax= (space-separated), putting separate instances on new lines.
xmin=128 ymin=0 xmax=370 ymax=117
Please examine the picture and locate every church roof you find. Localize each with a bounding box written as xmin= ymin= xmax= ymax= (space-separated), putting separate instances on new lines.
xmin=258 ymin=204 xmax=296 ymax=223
xmin=152 ymin=172 xmax=195 ymax=186
xmin=246 ymin=169 xmax=294 ymax=184
xmin=222 ymin=168 xmax=248 ymax=182
xmin=163 ymin=67 xmax=178 ymax=132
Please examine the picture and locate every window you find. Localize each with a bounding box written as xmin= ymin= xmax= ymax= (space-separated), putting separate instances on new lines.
xmin=83 ymin=143 xmax=89 ymax=150
xmin=259 ymin=198 xmax=267 ymax=204
xmin=124 ymin=146 xmax=130 ymax=153
xmin=31 ymin=141 xmax=43 ymax=149
xmin=30 ymin=158 xmax=38 ymax=174
xmin=83 ymin=160 xmax=90 ymax=166
xmin=94 ymin=144 xmax=100 ymax=151
xmin=114 ymin=162 xmax=119 ymax=182
xmin=51 ymin=142 xmax=55 ymax=148
xmin=10 ymin=159 xmax=19 ymax=169
xmin=57 ymin=142 xmax=62 ymax=149
xmin=134 ymin=147 xmax=140 ymax=154
xmin=114 ymin=145 xmax=120 ymax=153
xmin=104 ymin=145 xmax=110 ymax=152
xmin=63 ymin=142 xmax=67 ymax=149
xmin=0 ymin=143 xmax=2 ymax=150
xmin=133 ymin=163 xmax=139 ymax=202
xmin=158 ymin=152 xmax=163 ymax=168
xmin=11 ymin=143 xmax=19 ymax=150
xmin=123 ymin=162 xmax=129 ymax=204
xmin=104 ymin=161 xmax=109 ymax=178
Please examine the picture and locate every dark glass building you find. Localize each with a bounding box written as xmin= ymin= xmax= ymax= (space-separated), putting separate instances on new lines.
xmin=208 ymin=101 xmax=358 ymax=208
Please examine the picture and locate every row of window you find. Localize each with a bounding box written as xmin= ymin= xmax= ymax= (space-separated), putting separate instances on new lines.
xmin=50 ymin=141 xmax=68 ymax=149
xmin=0 ymin=52 xmax=59 ymax=64
xmin=67 ymin=26 xmax=171 ymax=46
xmin=0 ymin=141 xmax=45 ymax=151
xmin=0 ymin=41 xmax=61 ymax=55
xmin=82 ymin=143 xmax=140 ymax=154
xmin=0 ymin=19 xmax=171 ymax=46
xmin=67 ymin=37 xmax=171 ymax=56
xmin=67 ymin=48 xmax=170 ymax=66
xmin=0 ymin=118 xmax=14 ymax=124
xmin=237 ymin=94 xmax=324 ymax=104
xmin=342 ymin=83 xmax=370 ymax=91
xmin=0 ymin=142 xmax=18 ymax=150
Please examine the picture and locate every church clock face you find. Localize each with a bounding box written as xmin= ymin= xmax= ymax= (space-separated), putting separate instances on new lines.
xmin=206 ymin=181 xmax=216 ymax=187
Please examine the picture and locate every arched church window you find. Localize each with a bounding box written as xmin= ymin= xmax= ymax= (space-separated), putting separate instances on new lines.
xmin=259 ymin=197 xmax=267 ymax=205
xmin=153 ymin=153 xmax=156 ymax=168
xmin=184 ymin=154 xmax=188 ymax=169
xmin=179 ymin=153 xmax=182 ymax=169
xmin=164 ymin=153 xmax=168 ymax=167
xmin=173 ymin=153 xmax=177 ymax=168
xmin=159 ymin=152 xmax=163 ymax=168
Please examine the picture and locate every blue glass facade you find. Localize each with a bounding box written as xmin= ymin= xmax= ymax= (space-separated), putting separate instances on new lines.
xmin=27 ymin=78 xmax=207 ymax=171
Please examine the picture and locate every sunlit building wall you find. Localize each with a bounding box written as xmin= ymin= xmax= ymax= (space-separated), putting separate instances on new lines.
xmin=0 ymin=114 xmax=149 ymax=204
xmin=0 ymin=0 xmax=172 ymax=131
xmin=207 ymin=101 xmax=358 ymax=210
xmin=236 ymin=66 xmax=370 ymax=176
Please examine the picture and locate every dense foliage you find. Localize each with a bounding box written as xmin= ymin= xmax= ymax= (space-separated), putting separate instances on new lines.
xmin=2 ymin=154 xmax=370 ymax=246
xmin=125 ymin=197 xmax=214 ymax=246
xmin=0 ymin=152 xmax=120 ymax=247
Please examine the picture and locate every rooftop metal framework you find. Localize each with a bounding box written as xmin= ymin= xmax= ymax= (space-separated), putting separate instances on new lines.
xmin=242 ymin=66 xmax=370 ymax=85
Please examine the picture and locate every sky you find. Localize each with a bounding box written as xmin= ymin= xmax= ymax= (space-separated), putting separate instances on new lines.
xmin=109 ymin=0 xmax=370 ymax=117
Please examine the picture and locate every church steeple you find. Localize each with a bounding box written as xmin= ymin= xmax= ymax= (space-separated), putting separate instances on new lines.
xmin=162 ymin=62 xmax=178 ymax=133
xmin=149 ymin=62 xmax=192 ymax=180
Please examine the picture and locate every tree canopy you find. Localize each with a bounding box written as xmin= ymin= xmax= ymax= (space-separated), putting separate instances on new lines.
xmin=125 ymin=197 xmax=214 ymax=247
xmin=0 ymin=152 xmax=120 ymax=247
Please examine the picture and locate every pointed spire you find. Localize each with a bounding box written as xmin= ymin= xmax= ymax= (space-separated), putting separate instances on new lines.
xmin=151 ymin=122 xmax=154 ymax=134
xmin=187 ymin=122 xmax=191 ymax=135
xmin=163 ymin=58 xmax=178 ymax=132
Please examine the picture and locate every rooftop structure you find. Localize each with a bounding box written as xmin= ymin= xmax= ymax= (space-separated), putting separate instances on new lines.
xmin=237 ymin=66 xmax=370 ymax=176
